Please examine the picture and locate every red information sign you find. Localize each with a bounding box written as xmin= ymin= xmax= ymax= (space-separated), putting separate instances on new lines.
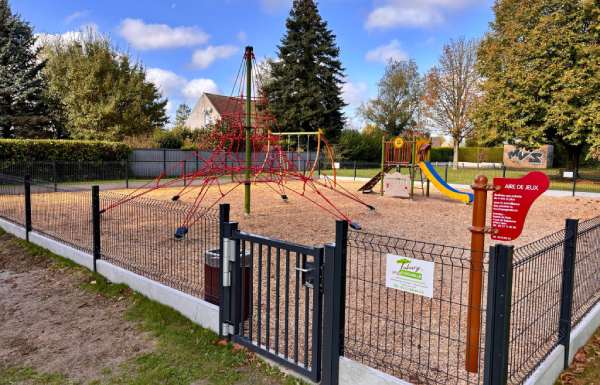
xmin=491 ymin=171 xmax=549 ymax=241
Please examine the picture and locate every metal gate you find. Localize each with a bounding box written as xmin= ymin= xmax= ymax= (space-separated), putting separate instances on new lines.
xmin=220 ymin=220 xmax=324 ymax=382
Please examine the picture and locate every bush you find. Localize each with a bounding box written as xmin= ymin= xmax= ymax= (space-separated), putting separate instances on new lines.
xmin=459 ymin=147 xmax=503 ymax=163
xmin=153 ymin=130 xmax=183 ymax=149
xmin=430 ymin=147 xmax=453 ymax=162
xmin=0 ymin=139 xmax=130 ymax=162
xmin=336 ymin=128 xmax=383 ymax=162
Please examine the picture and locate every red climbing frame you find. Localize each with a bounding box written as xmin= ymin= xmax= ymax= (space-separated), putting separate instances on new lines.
xmin=102 ymin=50 xmax=375 ymax=238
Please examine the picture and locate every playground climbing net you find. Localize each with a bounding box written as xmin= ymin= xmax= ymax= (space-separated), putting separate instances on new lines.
xmin=101 ymin=47 xmax=374 ymax=238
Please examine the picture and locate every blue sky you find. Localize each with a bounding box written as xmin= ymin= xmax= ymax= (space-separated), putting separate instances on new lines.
xmin=12 ymin=0 xmax=494 ymax=126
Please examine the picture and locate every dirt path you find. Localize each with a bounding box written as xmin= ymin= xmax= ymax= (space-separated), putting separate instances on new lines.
xmin=0 ymin=232 xmax=153 ymax=383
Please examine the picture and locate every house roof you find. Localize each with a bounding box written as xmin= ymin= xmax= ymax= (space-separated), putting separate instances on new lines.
xmin=205 ymin=93 xmax=253 ymax=116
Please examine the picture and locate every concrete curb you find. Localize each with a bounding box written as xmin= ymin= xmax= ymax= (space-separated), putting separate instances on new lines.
xmin=28 ymin=231 xmax=94 ymax=271
xmin=524 ymin=300 xmax=600 ymax=385
xmin=0 ymin=217 xmax=26 ymax=239
xmin=97 ymin=260 xmax=219 ymax=333
xmin=339 ymin=357 xmax=412 ymax=385
xmin=523 ymin=345 xmax=565 ymax=385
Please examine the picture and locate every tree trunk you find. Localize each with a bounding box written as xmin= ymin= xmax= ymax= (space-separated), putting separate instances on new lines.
xmin=565 ymin=144 xmax=582 ymax=176
xmin=453 ymin=140 xmax=460 ymax=169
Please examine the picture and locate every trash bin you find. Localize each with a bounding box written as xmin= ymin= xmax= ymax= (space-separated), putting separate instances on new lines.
xmin=204 ymin=249 xmax=221 ymax=306
xmin=204 ymin=248 xmax=251 ymax=321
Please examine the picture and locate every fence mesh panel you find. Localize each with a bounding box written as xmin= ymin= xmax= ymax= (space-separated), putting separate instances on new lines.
xmin=29 ymin=182 xmax=93 ymax=253
xmin=508 ymin=230 xmax=566 ymax=384
xmin=99 ymin=192 xmax=220 ymax=297
xmin=0 ymin=174 xmax=25 ymax=225
xmin=572 ymin=216 xmax=600 ymax=326
xmin=344 ymin=230 xmax=488 ymax=385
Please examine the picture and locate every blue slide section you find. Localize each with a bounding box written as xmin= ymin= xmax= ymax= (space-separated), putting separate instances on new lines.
xmin=419 ymin=161 xmax=474 ymax=204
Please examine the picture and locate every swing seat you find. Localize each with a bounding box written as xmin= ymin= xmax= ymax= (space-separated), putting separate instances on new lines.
xmin=174 ymin=226 xmax=188 ymax=239
xmin=349 ymin=221 xmax=362 ymax=230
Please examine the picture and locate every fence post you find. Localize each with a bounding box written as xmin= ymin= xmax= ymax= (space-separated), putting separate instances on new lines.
xmin=483 ymin=244 xmax=514 ymax=385
xmin=444 ymin=163 xmax=449 ymax=182
xmin=218 ymin=204 xmax=231 ymax=337
xmin=559 ymin=219 xmax=579 ymax=369
xmin=125 ymin=159 xmax=129 ymax=189
xmin=52 ymin=161 xmax=58 ymax=192
xmin=571 ymin=174 xmax=577 ymax=197
xmin=322 ymin=220 xmax=348 ymax=385
xmin=24 ymin=175 xmax=31 ymax=241
xmin=92 ymin=185 xmax=101 ymax=273
xmin=502 ymin=165 xmax=506 ymax=178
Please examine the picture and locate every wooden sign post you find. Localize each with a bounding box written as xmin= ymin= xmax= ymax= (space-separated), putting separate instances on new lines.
xmin=465 ymin=172 xmax=549 ymax=373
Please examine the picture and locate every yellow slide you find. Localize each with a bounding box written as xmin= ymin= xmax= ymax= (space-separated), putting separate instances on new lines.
xmin=418 ymin=161 xmax=474 ymax=204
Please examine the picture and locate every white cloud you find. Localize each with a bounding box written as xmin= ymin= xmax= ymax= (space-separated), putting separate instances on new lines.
xmin=191 ymin=45 xmax=239 ymax=69
xmin=118 ymin=18 xmax=209 ymax=50
xmin=342 ymin=80 xmax=368 ymax=108
xmin=146 ymin=68 xmax=187 ymax=95
xmin=146 ymin=67 xmax=219 ymax=104
xmin=365 ymin=40 xmax=408 ymax=63
xmin=35 ymin=24 xmax=99 ymax=49
xmin=64 ymin=10 xmax=90 ymax=24
xmin=182 ymin=79 xmax=219 ymax=99
xmin=365 ymin=0 xmax=481 ymax=29
xmin=237 ymin=31 xmax=247 ymax=42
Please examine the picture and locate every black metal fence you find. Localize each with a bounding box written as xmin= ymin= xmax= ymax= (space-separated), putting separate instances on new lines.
xmin=221 ymin=220 xmax=325 ymax=381
xmin=343 ymin=230 xmax=488 ymax=384
xmin=506 ymin=218 xmax=600 ymax=384
xmin=0 ymin=172 xmax=598 ymax=385
xmin=100 ymin=192 xmax=220 ymax=297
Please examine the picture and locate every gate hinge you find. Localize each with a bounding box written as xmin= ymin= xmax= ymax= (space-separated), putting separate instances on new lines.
xmin=222 ymin=322 xmax=234 ymax=336
xmin=223 ymin=271 xmax=231 ymax=287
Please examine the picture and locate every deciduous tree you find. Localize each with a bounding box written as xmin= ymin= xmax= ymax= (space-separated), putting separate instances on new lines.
xmin=359 ymin=60 xmax=423 ymax=137
xmin=423 ymin=38 xmax=481 ymax=165
xmin=41 ymin=30 xmax=167 ymax=141
xmin=476 ymin=0 xmax=600 ymax=165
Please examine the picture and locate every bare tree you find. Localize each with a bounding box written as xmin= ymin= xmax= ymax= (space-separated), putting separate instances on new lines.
xmin=423 ymin=38 xmax=481 ymax=166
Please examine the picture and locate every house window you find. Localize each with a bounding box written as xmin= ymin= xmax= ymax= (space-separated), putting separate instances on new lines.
xmin=204 ymin=109 xmax=213 ymax=126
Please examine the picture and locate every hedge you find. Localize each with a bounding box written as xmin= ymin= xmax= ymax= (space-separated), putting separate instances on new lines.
xmin=430 ymin=147 xmax=453 ymax=162
xmin=0 ymin=139 xmax=131 ymax=162
xmin=458 ymin=147 xmax=504 ymax=163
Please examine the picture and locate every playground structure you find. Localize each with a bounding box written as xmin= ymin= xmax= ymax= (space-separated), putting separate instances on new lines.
xmin=101 ymin=46 xmax=374 ymax=237
xmin=359 ymin=134 xmax=474 ymax=204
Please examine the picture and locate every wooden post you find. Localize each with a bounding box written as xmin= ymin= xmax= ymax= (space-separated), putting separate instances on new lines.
xmin=466 ymin=175 xmax=489 ymax=373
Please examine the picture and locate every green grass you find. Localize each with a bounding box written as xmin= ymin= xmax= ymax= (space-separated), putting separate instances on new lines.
xmin=0 ymin=367 xmax=75 ymax=385
xmin=0 ymin=231 xmax=305 ymax=385
xmin=322 ymin=166 xmax=600 ymax=193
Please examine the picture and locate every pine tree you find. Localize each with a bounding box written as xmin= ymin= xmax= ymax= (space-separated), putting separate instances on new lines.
xmin=264 ymin=0 xmax=346 ymax=140
xmin=476 ymin=0 xmax=600 ymax=165
xmin=0 ymin=0 xmax=52 ymax=138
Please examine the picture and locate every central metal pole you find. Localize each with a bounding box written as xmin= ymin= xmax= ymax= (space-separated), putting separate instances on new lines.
xmin=244 ymin=46 xmax=253 ymax=215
